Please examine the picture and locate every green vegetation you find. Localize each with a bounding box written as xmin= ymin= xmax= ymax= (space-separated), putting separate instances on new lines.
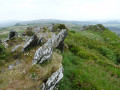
xmin=54 ymin=24 xmax=67 ymax=31
xmin=0 ymin=44 xmax=8 ymax=66
xmin=0 ymin=34 xmax=8 ymax=39
xmin=58 ymin=26 xmax=120 ymax=89
xmin=0 ymin=44 xmax=6 ymax=60
xmin=25 ymin=27 xmax=35 ymax=36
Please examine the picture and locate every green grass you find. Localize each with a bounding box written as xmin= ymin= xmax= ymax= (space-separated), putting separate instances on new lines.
xmin=0 ymin=34 xmax=8 ymax=39
xmin=57 ymin=28 xmax=120 ymax=89
xmin=58 ymin=51 xmax=120 ymax=90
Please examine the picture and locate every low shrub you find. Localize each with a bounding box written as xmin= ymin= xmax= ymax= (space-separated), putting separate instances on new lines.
xmin=99 ymin=46 xmax=117 ymax=62
xmin=54 ymin=24 xmax=67 ymax=31
xmin=0 ymin=44 xmax=5 ymax=54
xmin=70 ymin=30 xmax=75 ymax=33
xmin=25 ymin=27 xmax=34 ymax=36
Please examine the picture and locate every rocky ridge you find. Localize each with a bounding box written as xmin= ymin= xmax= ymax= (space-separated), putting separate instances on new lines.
xmin=0 ymin=24 xmax=67 ymax=90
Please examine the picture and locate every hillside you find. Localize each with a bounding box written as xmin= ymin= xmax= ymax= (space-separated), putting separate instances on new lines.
xmin=57 ymin=24 xmax=120 ymax=89
xmin=0 ymin=24 xmax=120 ymax=89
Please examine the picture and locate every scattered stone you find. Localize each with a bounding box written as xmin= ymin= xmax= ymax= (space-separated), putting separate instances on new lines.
xmin=4 ymin=38 xmax=9 ymax=42
xmin=8 ymin=64 xmax=15 ymax=70
xmin=8 ymin=61 xmax=21 ymax=70
xmin=11 ymin=44 xmax=21 ymax=52
xmin=22 ymin=35 xmax=38 ymax=52
xmin=22 ymin=32 xmax=26 ymax=36
xmin=16 ymin=61 xmax=21 ymax=66
xmin=8 ymin=30 xmax=18 ymax=39
xmin=41 ymin=65 xmax=64 ymax=90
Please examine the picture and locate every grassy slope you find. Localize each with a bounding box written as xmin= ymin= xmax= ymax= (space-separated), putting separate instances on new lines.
xmin=58 ymin=29 xmax=120 ymax=89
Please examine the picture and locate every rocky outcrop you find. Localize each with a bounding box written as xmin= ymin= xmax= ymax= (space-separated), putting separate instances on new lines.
xmin=8 ymin=30 xmax=18 ymax=39
xmin=52 ymin=29 xmax=67 ymax=48
xmin=41 ymin=66 xmax=64 ymax=90
xmin=81 ymin=24 xmax=106 ymax=31
xmin=32 ymin=29 xmax=67 ymax=64
xmin=22 ymin=35 xmax=38 ymax=52
xmin=0 ymin=24 xmax=67 ymax=89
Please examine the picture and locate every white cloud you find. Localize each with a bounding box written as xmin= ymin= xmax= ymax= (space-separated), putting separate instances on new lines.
xmin=0 ymin=0 xmax=120 ymax=21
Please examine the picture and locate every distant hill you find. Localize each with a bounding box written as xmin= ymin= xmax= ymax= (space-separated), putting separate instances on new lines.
xmin=0 ymin=19 xmax=120 ymax=35
xmin=0 ymin=19 xmax=120 ymax=28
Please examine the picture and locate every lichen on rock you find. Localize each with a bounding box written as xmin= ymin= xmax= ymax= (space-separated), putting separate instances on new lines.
xmin=32 ymin=29 xmax=67 ymax=64
xmin=41 ymin=65 xmax=64 ymax=90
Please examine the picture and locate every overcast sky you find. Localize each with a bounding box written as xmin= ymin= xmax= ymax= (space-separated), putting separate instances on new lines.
xmin=0 ymin=0 xmax=120 ymax=21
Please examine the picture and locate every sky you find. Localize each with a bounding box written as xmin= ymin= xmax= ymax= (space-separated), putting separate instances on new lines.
xmin=0 ymin=0 xmax=120 ymax=21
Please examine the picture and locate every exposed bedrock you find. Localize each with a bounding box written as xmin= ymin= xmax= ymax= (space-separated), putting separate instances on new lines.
xmin=32 ymin=29 xmax=67 ymax=64
xmin=22 ymin=35 xmax=38 ymax=52
xmin=41 ymin=65 xmax=64 ymax=90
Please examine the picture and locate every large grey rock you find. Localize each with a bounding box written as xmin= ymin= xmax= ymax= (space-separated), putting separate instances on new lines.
xmin=8 ymin=30 xmax=18 ymax=39
xmin=32 ymin=42 xmax=53 ymax=64
xmin=22 ymin=35 xmax=38 ymax=52
xmin=41 ymin=66 xmax=64 ymax=90
xmin=52 ymin=29 xmax=67 ymax=48
xmin=11 ymin=44 xmax=21 ymax=52
xmin=32 ymin=29 xmax=67 ymax=64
